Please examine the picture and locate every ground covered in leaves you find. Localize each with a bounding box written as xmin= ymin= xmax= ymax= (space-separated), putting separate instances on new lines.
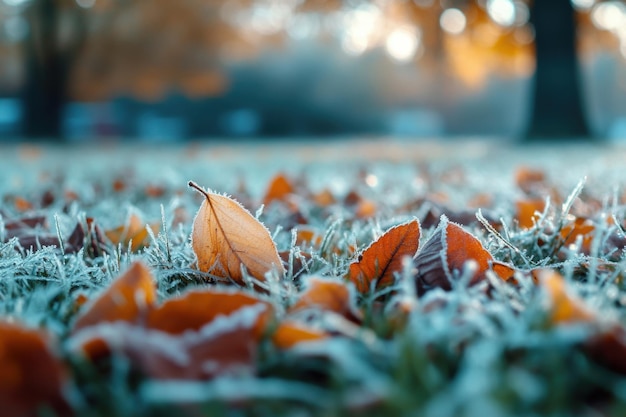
xmin=3 ymin=139 xmax=626 ymax=417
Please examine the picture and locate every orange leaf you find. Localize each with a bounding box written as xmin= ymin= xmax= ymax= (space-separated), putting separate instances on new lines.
xmin=312 ymin=188 xmax=336 ymax=207
xmin=290 ymin=277 xmax=361 ymax=322
xmin=14 ymin=196 xmax=33 ymax=212
xmin=560 ymin=217 xmax=595 ymax=253
xmin=105 ymin=213 xmax=159 ymax=252
xmin=348 ymin=219 xmax=421 ymax=294
xmin=0 ymin=322 xmax=69 ymax=417
xmin=147 ymin=289 xmax=272 ymax=337
xmin=355 ymin=199 xmax=377 ymax=219
xmin=72 ymin=261 xmax=157 ymax=333
xmin=73 ymin=303 xmax=268 ymax=380
xmin=515 ymin=198 xmax=545 ymax=229
xmin=538 ymin=269 xmax=595 ymax=324
xmin=189 ymin=182 xmax=284 ymax=284
xmin=514 ymin=166 xmax=545 ymax=194
xmin=263 ymin=173 xmax=296 ymax=206
xmin=414 ymin=217 xmax=494 ymax=294
xmin=272 ymin=321 xmax=328 ymax=349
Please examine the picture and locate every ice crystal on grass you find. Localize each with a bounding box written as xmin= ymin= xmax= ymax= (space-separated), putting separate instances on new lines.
xmin=3 ymin=143 xmax=626 ymax=416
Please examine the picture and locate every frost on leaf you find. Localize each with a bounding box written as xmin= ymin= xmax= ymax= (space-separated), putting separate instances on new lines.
xmin=290 ymin=276 xmax=361 ymax=322
xmin=414 ymin=216 xmax=509 ymax=295
xmin=72 ymin=303 xmax=269 ymax=380
xmin=72 ymin=261 xmax=157 ymax=333
xmin=0 ymin=322 xmax=70 ymax=417
xmin=348 ymin=219 xmax=421 ymax=294
xmin=189 ymin=181 xmax=284 ymax=284
xmin=272 ymin=321 xmax=328 ymax=349
xmin=147 ymin=289 xmax=272 ymax=337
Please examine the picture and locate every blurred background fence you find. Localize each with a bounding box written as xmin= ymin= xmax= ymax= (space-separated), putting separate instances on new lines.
xmin=0 ymin=0 xmax=624 ymax=142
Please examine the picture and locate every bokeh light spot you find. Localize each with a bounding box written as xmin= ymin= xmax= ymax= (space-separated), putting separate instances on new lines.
xmin=487 ymin=0 xmax=516 ymax=27
xmin=440 ymin=8 xmax=466 ymax=35
xmin=385 ymin=26 xmax=420 ymax=63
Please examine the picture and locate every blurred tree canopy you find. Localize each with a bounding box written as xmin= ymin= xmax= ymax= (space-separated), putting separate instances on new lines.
xmin=0 ymin=0 xmax=598 ymax=140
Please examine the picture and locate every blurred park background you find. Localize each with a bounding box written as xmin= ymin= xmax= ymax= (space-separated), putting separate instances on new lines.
xmin=0 ymin=0 xmax=624 ymax=142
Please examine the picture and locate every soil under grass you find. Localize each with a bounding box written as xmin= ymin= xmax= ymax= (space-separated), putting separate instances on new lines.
xmin=2 ymin=138 xmax=626 ymax=417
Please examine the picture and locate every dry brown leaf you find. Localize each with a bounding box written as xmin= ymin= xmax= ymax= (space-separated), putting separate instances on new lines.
xmin=72 ymin=261 xmax=157 ymax=333
xmin=189 ymin=181 xmax=284 ymax=284
xmin=348 ymin=219 xmax=421 ymax=294
xmin=0 ymin=322 xmax=70 ymax=417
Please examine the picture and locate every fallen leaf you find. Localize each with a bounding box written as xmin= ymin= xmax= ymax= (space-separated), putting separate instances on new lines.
xmin=516 ymin=198 xmax=546 ymax=229
xmin=348 ymin=219 xmax=421 ymax=294
xmin=290 ymin=277 xmax=361 ymax=322
xmin=515 ymin=166 xmax=546 ymax=194
xmin=14 ymin=196 xmax=33 ymax=212
xmin=72 ymin=261 xmax=157 ymax=333
xmin=189 ymin=181 xmax=284 ymax=284
xmin=355 ymin=199 xmax=377 ymax=219
xmin=272 ymin=321 xmax=328 ymax=349
xmin=105 ymin=213 xmax=159 ymax=252
xmin=73 ymin=303 xmax=269 ymax=380
xmin=0 ymin=322 xmax=70 ymax=417
xmin=263 ymin=173 xmax=296 ymax=206
xmin=312 ymin=188 xmax=336 ymax=207
xmin=147 ymin=289 xmax=272 ymax=337
xmin=559 ymin=217 xmax=595 ymax=254
xmin=414 ymin=216 xmax=501 ymax=295
xmin=538 ymin=269 xmax=595 ymax=324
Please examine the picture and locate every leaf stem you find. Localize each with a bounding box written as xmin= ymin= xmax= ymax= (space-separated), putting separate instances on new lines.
xmin=188 ymin=181 xmax=209 ymax=199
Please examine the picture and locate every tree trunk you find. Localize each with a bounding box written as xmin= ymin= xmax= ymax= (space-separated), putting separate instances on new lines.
xmin=21 ymin=0 xmax=67 ymax=141
xmin=526 ymin=0 xmax=591 ymax=139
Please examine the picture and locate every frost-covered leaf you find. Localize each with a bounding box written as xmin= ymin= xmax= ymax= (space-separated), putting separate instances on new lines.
xmin=272 ymin=321 xmax=328 ymax=349
xmin=72 ymin=303 xmax=269 ymax=380
xmin=189 ymin=181 xmax=284 ymax=284
xmin=290 ymin=276 xmax=361 ymax=322
xmin=72 ymin=261 xmax=157 ymax=333
xmin=414 ymin=216 xmax=508 ymax=295
xmin=147 ymin=289 xmax=272 ymax=336
xmin=348 ymin=219 xmax=420 ymax=294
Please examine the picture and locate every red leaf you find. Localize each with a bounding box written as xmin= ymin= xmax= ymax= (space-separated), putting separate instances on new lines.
xmin=414 ymin=216 xmax=499 ymax=295
xmin=348 ymin=219 xmax=421 ymax=294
